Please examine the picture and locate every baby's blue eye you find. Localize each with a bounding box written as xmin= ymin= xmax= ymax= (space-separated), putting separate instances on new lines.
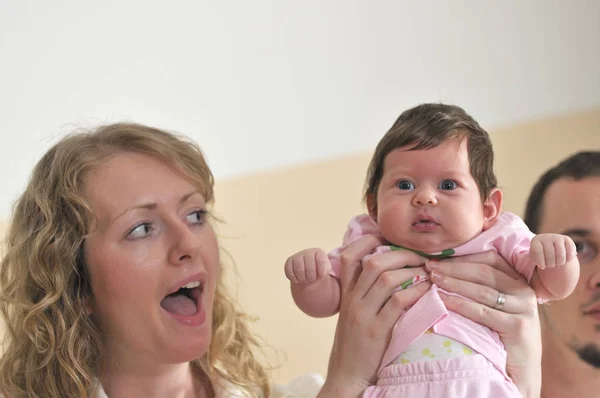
xmin=439 ymin=180 xmax=458 ymax=190
xmin=397 ymin=180 xmax=415 ymax=190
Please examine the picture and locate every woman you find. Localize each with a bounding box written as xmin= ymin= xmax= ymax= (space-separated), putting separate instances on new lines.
xmin=0 ymin=123 xmax=540 ymax=397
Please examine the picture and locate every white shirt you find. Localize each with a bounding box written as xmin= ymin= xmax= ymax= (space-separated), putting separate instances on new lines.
xmin=93 ymin=373 xmax=324 ymax=398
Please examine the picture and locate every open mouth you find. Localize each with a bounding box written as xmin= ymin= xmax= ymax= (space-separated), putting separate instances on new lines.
xmin=160 ymin=281 xmax=203 ymax=316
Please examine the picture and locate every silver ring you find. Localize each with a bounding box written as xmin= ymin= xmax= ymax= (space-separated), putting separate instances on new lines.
xmin=494 ymin=292 xmax=506 ymax=310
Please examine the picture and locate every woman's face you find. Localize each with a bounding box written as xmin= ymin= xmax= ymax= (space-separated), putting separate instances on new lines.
xmin=83 ymin=152 xmax=220 ymax=366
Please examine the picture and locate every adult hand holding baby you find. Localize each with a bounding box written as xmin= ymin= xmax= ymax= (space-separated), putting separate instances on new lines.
xmin=318 ymin=246 xmax=542 ymax=398
xmin=426 ymin=250 xmax=542 ymax=398
xmin=318 ymin=234 xmax=429 ymax=398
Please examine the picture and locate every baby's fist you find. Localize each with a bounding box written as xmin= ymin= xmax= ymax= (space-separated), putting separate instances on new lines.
xmin=284 ymin=248 xmax=332 ymax=284
xmin=530 ymin=233 xmax=577 ymax=269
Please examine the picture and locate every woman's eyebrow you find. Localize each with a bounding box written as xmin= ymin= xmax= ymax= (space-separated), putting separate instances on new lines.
xmin=112 ymin=190 xmax=200 ymax=223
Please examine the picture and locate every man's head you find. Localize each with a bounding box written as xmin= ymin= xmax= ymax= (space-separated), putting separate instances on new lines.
xmin=524 ymin=151 xmax=600 ymax=369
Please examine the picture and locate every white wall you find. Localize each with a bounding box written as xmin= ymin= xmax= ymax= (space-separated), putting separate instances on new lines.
xmin=1 ymin=0 xmax=599 ymax=220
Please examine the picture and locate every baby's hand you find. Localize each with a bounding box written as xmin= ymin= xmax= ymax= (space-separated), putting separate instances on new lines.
xmin=530 ymin=233 xmax=577 ymax=269
xmin=284 ymin=248 xmax=332 ymax=284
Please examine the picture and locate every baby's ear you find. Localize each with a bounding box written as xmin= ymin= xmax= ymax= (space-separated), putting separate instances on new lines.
xmin=482 ymin=188 xmax=503 ymax=230
xmin=366 ymin=194 xmax=377 ymax=221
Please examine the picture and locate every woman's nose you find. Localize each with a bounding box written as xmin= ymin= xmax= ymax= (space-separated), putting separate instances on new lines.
xmin=167 ymin=222 xmax=200 ymax=265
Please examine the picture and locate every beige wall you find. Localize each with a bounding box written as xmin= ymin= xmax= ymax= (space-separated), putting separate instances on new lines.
xmin=213 ymin=108 xmax=600 ymax=383
xmin=0 ymin=108 xmax=598 ymax=383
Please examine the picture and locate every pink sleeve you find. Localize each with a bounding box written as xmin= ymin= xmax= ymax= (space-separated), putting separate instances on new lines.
xmin=509 ymin=231 xmax=536 ymax=282
xmin=489 ymin=213 xmax=550 ymax=303
xmin=328 ymin=214 xmax=380 ymax=278
xmin=490 ymin=214 xmax=536 ymax=282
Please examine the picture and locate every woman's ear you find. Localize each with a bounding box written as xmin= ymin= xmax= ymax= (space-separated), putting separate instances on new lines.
xmin=85 ymin=300 xmax=94 ymax=316
xmin=85 ymin=296 xmax=94 ymax=316
xmin=482 ymin=188 xmax=503 ymax=230
xmin=366 ymin=194 xmax=377 ymax=221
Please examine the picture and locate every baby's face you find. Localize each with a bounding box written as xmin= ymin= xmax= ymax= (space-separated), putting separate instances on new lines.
xmin=372 ymin=138 xmax=487 ymax=252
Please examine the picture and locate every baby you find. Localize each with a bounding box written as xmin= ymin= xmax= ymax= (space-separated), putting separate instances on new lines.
xmin=284 ymin=103 xmax=580 ymax=397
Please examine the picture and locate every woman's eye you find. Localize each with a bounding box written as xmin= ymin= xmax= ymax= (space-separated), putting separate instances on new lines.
xmin=396 ymin=180 xmax=415 ymax=190
xmin=187 ymin=209 xmax=207 ymax=225
xmin=574 ymin=240 xmax=597 ymax=264
xmin=439 ymin=180 xmax=458 ymax=190
xmin=127 ymin=222 xmax=153 ymax=240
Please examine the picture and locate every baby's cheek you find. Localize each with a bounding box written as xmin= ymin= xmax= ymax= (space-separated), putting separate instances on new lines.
xmin=450 ymin=219 xmax=482 ymax=244
xmin=378 ymin=218 xmax=401 ymax=244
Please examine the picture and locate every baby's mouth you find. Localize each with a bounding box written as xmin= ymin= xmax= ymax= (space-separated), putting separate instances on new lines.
xmin=413 ymin=219 xmax=438 ymax=225
xmin=160 ymin=281 xmax=203 ymax=316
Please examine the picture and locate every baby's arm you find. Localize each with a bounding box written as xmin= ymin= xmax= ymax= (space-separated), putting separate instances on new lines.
xmin=284 ymin=248 xmax=341 ymax=318
xmin=529 ymin=234 xmax=580 ymax=301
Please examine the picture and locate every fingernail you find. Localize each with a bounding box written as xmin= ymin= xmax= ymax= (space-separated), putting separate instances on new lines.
xmin=431 ymin=271 xmax=443 ymax=282
xmin=426 ymin=260 xmax=438 ymax=269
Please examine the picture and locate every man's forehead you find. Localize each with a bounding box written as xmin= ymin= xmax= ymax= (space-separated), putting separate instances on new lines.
xmin=539 ymin=177 xmax=600 ymax=234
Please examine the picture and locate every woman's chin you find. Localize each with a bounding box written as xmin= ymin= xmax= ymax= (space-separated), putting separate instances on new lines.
xmin=164 ymin=340 xmax=212 ymax=364
xmin=160 ymin=328 xmax=213 ymax=364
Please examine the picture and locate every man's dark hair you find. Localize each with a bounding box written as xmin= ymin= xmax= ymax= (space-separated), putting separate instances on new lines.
xmin=524 ymin=151 xmax=600 ymax=233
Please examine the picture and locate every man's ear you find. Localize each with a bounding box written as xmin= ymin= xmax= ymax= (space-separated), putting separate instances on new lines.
xmin=482 ymin=188 xmax=503 ymax=230
xmin=366 ymin=193 xmax=377 ymax=220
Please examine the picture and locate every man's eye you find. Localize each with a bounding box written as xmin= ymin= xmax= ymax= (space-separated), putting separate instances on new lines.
xmin=573 ymin=240 xmax=597 ymax=264
xmin=439 ymin=180 xmax=458 ymax=190
xmin=397 ymin=180 xmax=414 ymax=190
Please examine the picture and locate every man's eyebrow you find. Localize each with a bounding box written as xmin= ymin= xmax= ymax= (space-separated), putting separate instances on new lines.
xmin=561 ymin=228 xmax=591 ymax=237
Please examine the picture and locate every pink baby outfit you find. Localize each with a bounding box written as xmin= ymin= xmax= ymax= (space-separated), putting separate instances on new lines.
xmin=328 ymin=212 xmax=535 ymax=397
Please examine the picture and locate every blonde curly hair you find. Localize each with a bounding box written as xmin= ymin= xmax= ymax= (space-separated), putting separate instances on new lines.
xmin=0 ymin=123 xmax=271 ymax=397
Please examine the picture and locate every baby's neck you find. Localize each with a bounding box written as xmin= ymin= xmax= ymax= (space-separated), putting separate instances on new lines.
xmin=388 ymin=244 xmax=457 ymax=259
